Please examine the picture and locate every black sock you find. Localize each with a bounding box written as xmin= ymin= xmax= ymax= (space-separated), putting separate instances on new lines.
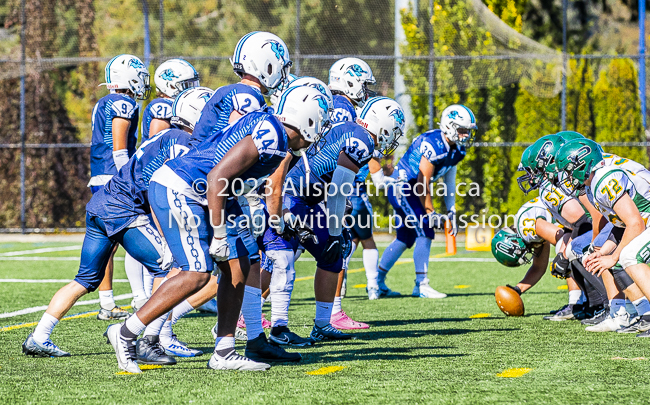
xmin=120 ymin=324 xmax=138 ymax=340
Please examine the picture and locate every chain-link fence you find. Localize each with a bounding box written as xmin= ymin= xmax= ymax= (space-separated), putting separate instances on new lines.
xmin=0 ymin=0 xmax=649 ymax=231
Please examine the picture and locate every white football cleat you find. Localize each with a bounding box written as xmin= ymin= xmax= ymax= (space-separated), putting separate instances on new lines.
xmin=412 ymin=278 xmax=447 ymax=299
xmin=162 ymin=335 xmax=203 ymax=357
xmin=211 ymin=323 xmax=247 ymax=341
xmin=367 ymin=287 xmax=380 ymax=300
xmin=104 ymin=324 xmax=141 ymax=374
xmin=207 ymin=349 xmax=270 ymax=371
xmin=586 ymin=306 xmax=637 ymax=332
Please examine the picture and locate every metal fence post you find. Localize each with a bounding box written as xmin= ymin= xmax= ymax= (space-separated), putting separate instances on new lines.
xmin=428 ymin=0 xmax=434 ymax=130
xmin=640 ymin=0 xmax=646 ymax=131
xmin=20 ymin=0 xmax=26 ymax=233
xmin=142 ymin=0 xmax=150 ymax=67
xmin=159 ymin=0 xmax=164 ymax=60
xmin=561 ymin=0 xmax=567 ymax=131
xmin=295 ymin=0 xmax=300 ymax=75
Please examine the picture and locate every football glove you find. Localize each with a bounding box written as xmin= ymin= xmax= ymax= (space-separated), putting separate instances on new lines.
xmin=209 ymin=237 xmax=230 ymax=262
xmin=551 ymin=253 xmax=571 ymax=279
xmin=283 ymin=212 xmax=318 ymax=244
xmin=505 ymin=284 xmax=522 ymax=295
xmin=321 ymin=234 xmax=344 ymax=264
xmin=427 ymin=212 xmax=446 ymax=230
xmin=446 ymin=209 xmax=458 ymax=236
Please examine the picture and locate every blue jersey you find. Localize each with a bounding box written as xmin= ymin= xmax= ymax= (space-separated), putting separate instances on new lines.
xmin=141 ymin=97 xmax=173 ymax=142
xmin=285 ymin=121 xmax=374 ymax=205
xmin=86 ymin=128 xmax=192 ymax=236
xmin=90 ymin=93 xmax=139 ymax=178
xmin=331 ymin=95 xmax=357 ymax=123
xmin=397 ymin=129 xmax=466 ymax=182
xmin=157 ymin=111 xmax=289 ymax=205
xmin=191 ymin=83 xmax=265 ymax=144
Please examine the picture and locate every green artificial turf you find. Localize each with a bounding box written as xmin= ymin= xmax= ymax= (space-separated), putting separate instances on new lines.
xmin=1 ymin=241 xmax=650 ymax=404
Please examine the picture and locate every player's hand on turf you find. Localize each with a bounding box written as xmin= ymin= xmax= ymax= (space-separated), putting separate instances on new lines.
xmin=209 ymin=237 xmax=230 ymax=262
xmin=550 ymin=253 xmax=571 ymax=279
xmin=586 ymin=254 xmax=617 ymax=276
xmin=505 ymin=284 xmax=522 ymax=295
xmin=321 ymin=234 xmax=343 ymax=264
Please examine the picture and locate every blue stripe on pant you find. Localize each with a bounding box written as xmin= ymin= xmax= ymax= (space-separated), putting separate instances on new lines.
xmin=386 ymin=183 xmax=435 ymax=248
xmin=74 ymin=213 xmax=165 ymax=291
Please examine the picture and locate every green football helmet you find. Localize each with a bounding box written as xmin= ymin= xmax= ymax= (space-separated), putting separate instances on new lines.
xmin=491 ymin=228 xmax=533 ymax=267
xmin=517 ymin=134 xmax=565 ymax=194
xmin=556 ymin=131 xmax=585 ymax=142
xmin=555 ymin=138 xmax=604 ymax=194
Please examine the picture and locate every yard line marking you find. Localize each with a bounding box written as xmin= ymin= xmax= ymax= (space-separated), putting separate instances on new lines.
xmin=0 ymin=245 xmax=81 ymax=256
xmin=496 ymin=368 xmax=532 ymax=378
xmin=557 ymin=285 xmax=568 ymax=290
xmin=306 ymin=366 xmax=346 ymax=375
xmin=611 ymin=357 xmax=647 ymax=360
xmin=470 ymin=313 xmax=491 ymax=318
xmin=454 ymin=285 xmax=471 ymax=289
xmin=0 ymin=293 xmax=133 ymax=319
xmin=116 ymin=364 xmax=163 ymax=375
xmin=0 ymin=279 xmax=130 ymax=283
xmin=353 ymin=284 xmax=367 ymax=288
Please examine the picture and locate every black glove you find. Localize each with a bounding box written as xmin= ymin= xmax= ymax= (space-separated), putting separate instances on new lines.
xmin=550 ymin=254 xmax=571 ymax=279
xmin=506 ymin=284 xmax=522 ymax=295
xmin=321 ymin=234 xmax=344 ymax=264
xmin=283 ymin=215 xmax=318 ymax=245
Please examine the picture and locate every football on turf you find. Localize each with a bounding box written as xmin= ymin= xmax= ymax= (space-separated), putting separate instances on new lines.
xmin=495 ymin=286 xmax=525 ymax=316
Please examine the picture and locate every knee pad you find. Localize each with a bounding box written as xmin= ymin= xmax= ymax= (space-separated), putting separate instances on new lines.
xmin=610 ymin=266 xmax=634 ymax=291
xmin=619 ymin=241 xmax=640 ymax=269
xmin=267 ymin=250 xmax=296 ymax=293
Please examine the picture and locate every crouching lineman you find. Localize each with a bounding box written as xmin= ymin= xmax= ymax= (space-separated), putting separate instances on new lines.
xmin=378 ymin=105 xmax=477 ymax=298
xmin=106 ymin=86 xmax=329 ymax=373
xmin=21 ymin=87 xmax=211 ymax=359
xmin=556 ymin=139 xmax=650 ymax=336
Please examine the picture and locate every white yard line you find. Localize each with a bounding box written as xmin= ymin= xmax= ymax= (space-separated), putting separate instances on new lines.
xmin=0 ymin=293 xmax=133 ymax=319
xmin=0 ymin=279 xmax=130 ymax=283
xmin=0 ymin=245 xmax=81 ymax=257
xmin=0 ymin=257 xmax=124 ymax=261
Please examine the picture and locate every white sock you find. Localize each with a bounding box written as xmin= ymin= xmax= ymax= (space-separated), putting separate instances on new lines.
xmin=269 ymin=250 xmax=296 ymax=328
xmin=568 ymin=290 xmax=582 ymax=305
xmin=414 ymin=237 xmax=432 ymax=284
xmin=242 ymin=286 xmax=264 ymax=340
xmin=33 ymin=313 xmax=59 ymax=344
xmin=610 ymin=298 xmax=625 ymax=315
xmin=171 ymin=299 xmax=195 ymax=325
xmin=125 ymin=313 xmax=147 ymax=336
xmin=143 ymin=271 xmax=155 ymax=298
xmin=633 ymin=297 xmax=650 ymax=316
xmin=332 ymin=296 xmax=342 ymax=315
xmin=99 ymin=290 xmax=116 ymax=310
xmin=378 ymin=240 xmax=408 ymax=279
xmin=159 ymin=320 xmax=174 ymax=345
xmin=363 ymin=248 xmax=380 ymax=289
xmin=124 ymin=252 xmax=147 ymax=302
xmin=143 ymin=311 xmax=170 ymax=337
xmin=315 ymin=301 xmax=333 ymax=328
xmin=214 ymin=336 xmax=235 ymax=352
xmin=271 ymin=291 xmax=291 ymax=327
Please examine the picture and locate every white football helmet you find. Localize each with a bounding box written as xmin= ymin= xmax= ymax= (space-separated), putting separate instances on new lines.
xmin=170 ymin=86 xmax=214 ymax=130
xmin=328 ymin=57 xmax=376 ymax=107
xmin=230 ymin=31 xmax=292 ymax=95
xmin=356 ymin=97 xmax=405 ymax=156
xmin=269 ymin=73 xmax=298 ymax=106
xmin=273 ymin=86 xmax=330 ymax=143
xmin=286 ymin=77 xmax=334 ymax=112
xmin=100 ymin=54 xmax=151 ymax=100
xmin=154 ymin=59 xmax=200 ymax=98
xmin=438 ymin=104 xmax=478 ymax=146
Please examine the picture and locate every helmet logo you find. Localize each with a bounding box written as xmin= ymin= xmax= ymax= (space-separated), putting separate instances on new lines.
xmin=535 ymin=141 xmax=554 ymax=168
xmin=390 ymin=109 xmax=405 ymax=126
xmin=495 ymin=240 xmax=517 ymax=258
xmin=310 ymin=83 xmax=329 ymax=98
xmin=161 ymin=69 xmax=179 ymax=81
xmin=199 ymin=92 xmax=211 ymax=103
xmin=346 ymin=64 xmax=368 ymax=78
xmin=129 ymin=58 xmax=145 ymax=69
xmin=315 ymin=95 xmax=329 ymax=112
xmin=447 ymin=110 xmax=461 ymax=120
xmin=264 ymin=41 xmax=286 ymax=61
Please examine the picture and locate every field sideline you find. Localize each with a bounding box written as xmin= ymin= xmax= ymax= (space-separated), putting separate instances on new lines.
xmin=1 ymin=239 xmax=650 ymax=404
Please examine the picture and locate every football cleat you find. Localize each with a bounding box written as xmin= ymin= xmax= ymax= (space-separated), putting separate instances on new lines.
xmin=22 ymin=333 xmax=70 ymax=357
xmin=207 ymin=349 xmax=270 ymax=371
xmin=97 ymin=306 xmax=130 ymax=321
xmin=412 ymin=279 xmax=447 ymax=299
xmin=136 ymin=335 xmax=177 ymax=365
xmin=636 ymin=329 xmax=650 ymax=337
xmin=236 ymin=314 xmax=246 ymax=329
xmin=245 ymin=332 xmax=302 ymax=363
xmin=211 ymin=323 xmax=247 ymax=341
xmin=235 ymin=313 xmax=272 ymax=329
xmin=543 ymin=304 xmax=577 ymax=321
xmin=367 ymin=287 xmax=380 ymax=300
xmin=310 ymin=323 xmax=354 ymax=341
xmin=269 ymin=326 xmax=315 ymax=347
xmin=104 ymin=324 xmax=141 ymax=374
xmin=378 ymin=280 xmax=401 ymax=298
xmin=581 ymin=306 xmax=608 ymax=325
xmin=586 ymin=307 xmax=637 ymax=332
xmin=162 ymin=336 xmax=203 ymax=357
xmin=330 ymin=311 xmax=369 ymax=330
xmin=549 ymin=304 xmax=568 ymax=315
xmin=196 ymin=298 xmax=219 ymax=314
xmin=262 ymin=314 xmax=272 ymax=329
xmin=618 ymin=314 xmax=650 ymax=334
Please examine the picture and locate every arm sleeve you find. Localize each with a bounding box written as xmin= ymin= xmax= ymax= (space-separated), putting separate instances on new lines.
xmin=327 ymin=166 xmax=356 ymax=236
xmin=443 ymin=165 xmax=457 ymax=212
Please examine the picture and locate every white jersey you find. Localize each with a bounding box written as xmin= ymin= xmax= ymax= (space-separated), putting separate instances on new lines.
xmin=514 ymin=197 xmax=554 ymax=245
xmin=589 ymin=165 xmax=650 ymax=228
xmin=602 ymin=153 xmax=650 ymax=181
xmin=539 ymin=179 xmax=574 ymax=229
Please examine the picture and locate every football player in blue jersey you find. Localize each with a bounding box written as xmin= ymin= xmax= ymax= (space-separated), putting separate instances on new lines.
xmin=270 ymin=97 xmax=404 ymax=341
xmin=107 ymin=86 xmax=329 ymax=373
xmin=377 ymin=104 xmax=478 ymax=299
xmin=190 ymin=31 xmax=293 ymax=144
xmin=87 ymin=54 xmax=151 ymax=321
xmin=328 ymin=57 xmax=376 ymax=123
xmin=20 ymin=87 xmax=209 ymax=361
